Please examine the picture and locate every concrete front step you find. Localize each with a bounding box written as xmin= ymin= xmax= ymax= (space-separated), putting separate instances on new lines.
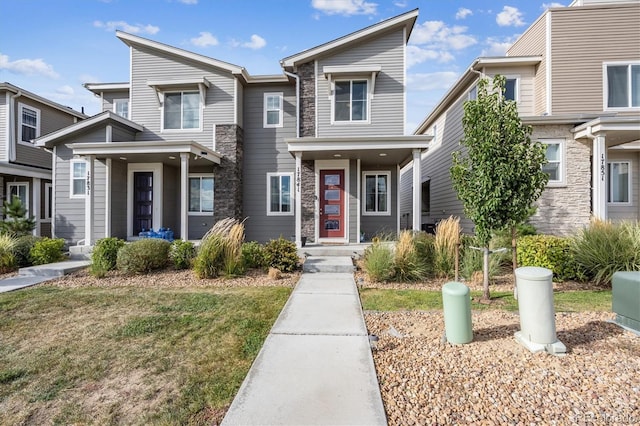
xmin=302 ymin=256 xmax=355 ymax=273
xmin=298 ymin=243 xmax=370 ymax=258
xmin=19 ymin=260 xmax=91 ymax=278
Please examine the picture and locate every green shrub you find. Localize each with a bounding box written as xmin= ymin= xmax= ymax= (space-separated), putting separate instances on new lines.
xmin=91 ymin=237 xmax=125 ymax=277
xmin=517 ymin=235 xmax=582 ymax=281
xmin=241 ymin=241 xmax=267 ymax=269
xmin=29 ymin=238 xmax=66 ymax=265
xmin=413 ymin=232 xmax=435 ymax=276
xmin=170 ymin=240 xmax=196 ymax=270
xmin=264 ymin=237 xmax=299 ymax=273
xmin=193 ymin=234 xmax=226 ymax=278
xmin=116 ymin=239 xmax=170 ymax=274
xmin=0 ymin=196 xmax=35 ymax=237
xmin=362 ymin=243 xmax=395 ymax=282
xmin=460 ymin=235 xmax=502 ymax=280
xmin=393 ymin=231 xmax=428 ymax=282
xmin=12 ymin=235 xmax=41 ymax=267
xmin=572 ymin=220 xmax=640 ymax=285
xmin=0 ymin=233 xmax=17 ymax=273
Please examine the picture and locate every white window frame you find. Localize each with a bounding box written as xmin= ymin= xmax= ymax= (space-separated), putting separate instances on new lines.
xmin=263 ymin=92 xmax=283 ymax=128
xmin=70 ymin=159 xmax=88 ymax=199
xmin=603 ymin=61 xmax=640 ymax=110
xmin=161 ymin=90 xmax=203 ymax=132
xmin=188 ymin=174 xmax=214 ymax=216
xmin=332 ymin=78 xmax=371 ymax=124
xmin=607 ymin=161 xmax=632 ymax=205
xmin=6 ymin=182 xmax=29 ymax=216
xmin=539 ymin=139 xmax=566 ymax=187
xmin=362 ymin=171 xmax=391 ymax=216
xmin=113 ymin=98 xmax=129 ymax=119
xmin=44 ymin=182 xmax=52 ymax=221
xmin=18 ymin=103 xmax=41 ymax=146
xmin=503 ymin=76 xmax=519 ymax=102
xmin=266 ymin=172 xmax=294 ymax=216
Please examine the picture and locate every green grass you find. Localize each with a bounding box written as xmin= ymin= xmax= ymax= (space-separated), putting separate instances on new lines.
xmin=360 ymin=288 xmax=612 ymax=313
xmin=0 ymin=285 xmax=291 ymax=425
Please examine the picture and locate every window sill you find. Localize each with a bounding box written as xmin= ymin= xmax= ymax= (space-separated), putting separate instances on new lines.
xmin=266 ymin=212 xmax=294 ymax=217
xmin=362 ymin=211 xmax=391 ymax=217
xmin=188 ymin=212 xmax=214 ymax=216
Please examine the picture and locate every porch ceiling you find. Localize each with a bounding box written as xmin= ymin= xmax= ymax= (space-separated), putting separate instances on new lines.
xmin=285 ymin=135 xmax=431 ymax=166
xmin=67 ymin=140 xmax=222 ymax=165
xmin=573 ymin=116 xmax=640 ymax=148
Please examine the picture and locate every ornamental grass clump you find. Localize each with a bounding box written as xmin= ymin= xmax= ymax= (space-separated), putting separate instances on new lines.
xmin=0 ymin=233 xmax=17 ymax=273
xmin=194 ymin=218 xmax=247 ymax=278
xmin=434 ymin=216 xmax=461 ymax=277
xmin=393 ymin=230 xmax=428 ymax=281
xmin=362 ymin=242 xmax=394 ymax=282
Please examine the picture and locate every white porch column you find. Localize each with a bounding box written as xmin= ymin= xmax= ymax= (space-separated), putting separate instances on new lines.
xmin=412 ymin=149 xmax=422 ymax=231
xmin=592 ymin=134 xmax=607 ymax=221
xmin=295 ymin=152 xmax=302 ymax=248
xmin=84 ymin=155 xmax=95 ymax=246
xmin=180 ymin=153 xmax=189 ymax=241
xmin=105 ymin=158 xmax=112 ymax=238
xmin=33 ymin=178 xmax=41 ymax=236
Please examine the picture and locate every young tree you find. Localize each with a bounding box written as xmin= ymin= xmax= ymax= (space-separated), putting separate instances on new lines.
xmin=0 ymin=196 xmax=36 ymax=236
xmin=450 ymin=75 xmax=548 ymax=299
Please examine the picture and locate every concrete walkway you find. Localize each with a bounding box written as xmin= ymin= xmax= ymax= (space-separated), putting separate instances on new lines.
xmin=222 ymin=257 xmax=387 ymax=425
xmin=0 ymin=260 xmax=90 ymax=293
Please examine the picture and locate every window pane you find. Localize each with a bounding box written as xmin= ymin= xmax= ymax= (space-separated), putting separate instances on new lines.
xmin=189 ymin=178 xmax=200 ymax=212
xmin=22 ymin=125 xmax=36 ymax=142
xmin=267 ymin=110 xmax=279 ymax=125
xmin=335 ymin=82 xmax=350 ymax=121
xmin=352 ymin=81 xmax=367 ymax=101
xmin=22 ymin=108 xmax=37 ymax=126
xmin=505 ymin=79 xmax=516 ymax=101
xmin=608 ymin=65 xmax=628 ymax=108
xmin=609 ymin=162 xmax=629 ymax=203
xmin=115 ymin=100 xmax=129 ymax=119
xmin=545 ymin=143 xmax=560 ymax=161
xmin=164 ymin=93 xmax=181 ymax=129
xmin=73 ymin=180 xmax=85 ymax=196
xmin=281 ymin=176 xmax=290 ymax=212
xmin=365 ymin=176 xmax=376 ymax=212
xmin=270 ymin=176 xmax=280 ymax=212
xmin=183 ymin=92 xmax=199 ymax=129
xmin=267 ymin=95 xmax=280 ymax=110
xmin=542 ymin=163 xmax=559 ymax=181
xmin=352 ymin=100 xmax=366 ymax=121
xmin=73 ymin=162 xmax=86 ymax=178
xmin=201 ymin=177 xmax=214 ymax=212
xmin=632 ymin=65 xmax=640 ymax=107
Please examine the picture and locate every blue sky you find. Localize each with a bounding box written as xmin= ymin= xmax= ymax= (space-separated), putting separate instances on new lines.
xmin=0 ymin=0 xmax=566 ymax=133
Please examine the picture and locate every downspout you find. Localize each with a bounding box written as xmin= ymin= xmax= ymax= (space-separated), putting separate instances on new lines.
xmin=283 ymin=71 xmax=300 ymax=138
xmin=9 ymin=90 xmax=22 ymax=162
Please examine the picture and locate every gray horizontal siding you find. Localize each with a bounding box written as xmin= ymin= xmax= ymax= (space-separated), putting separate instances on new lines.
xmin=100 ymin=90 xmax=130 ymax=114
xmin=398 ymin=165 xmax=412 ymax=230
xmin=54 ymin=144 xmax=85 ymax=244
xmin=0 ymin=92 xmax=7 ymax=161
xmin=110 ymin=159 xmax=128 ymax=239
xmin=317 ymin=28 xmax=405 ymax=137
xmin=242 ymin=83 xmax=296 ymax=243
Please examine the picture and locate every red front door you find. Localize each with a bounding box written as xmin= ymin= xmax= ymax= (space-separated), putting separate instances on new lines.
xmin=319 ymin=170 xmax=345 ymax=239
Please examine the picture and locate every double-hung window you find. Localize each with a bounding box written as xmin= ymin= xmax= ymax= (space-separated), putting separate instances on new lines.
xmin=504 ymin=78 xmax=518 ymax=101
xmin=607 ymin=162 xmax=631 ymax=204
xmin=19 ymin=103 xmax=40 ymax=144
xmin=264 ymin=93 xmax=283 ymax=127
xmin=70 ymin=159 xmax=87 ymax=198
xmin=540 ymin=139 xmax=564 ymax=185
xmin=363 ymin=171 xmax=390 ymax=215
xmin=189 ymin=175 xmax=214 ymax=214
xmin=605 ymin=63 xmax=640 ymax=109
xmin=7 ymin=182 xmax=29 ymax=215
xmin=114 ymin=99 xmax=129 ymax=119
xmin=267 ymin=173 xmax=293 ymax=216
xmin=164 ymin=91 xmax=200 ymax=130
xmin=334 ymin=80 xmax=368 ymax=122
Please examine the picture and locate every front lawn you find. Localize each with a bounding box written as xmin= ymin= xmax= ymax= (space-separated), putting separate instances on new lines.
xmin=0 ymin=285 xmax=291 ymax=425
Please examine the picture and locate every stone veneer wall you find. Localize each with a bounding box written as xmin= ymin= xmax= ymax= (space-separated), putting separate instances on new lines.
xmin=529 ymin=124 xmax=591 ymax=235
xmin=214 ymin=124 xmax=244 ymax=221
xmin=298 ymin=62 xmax=316 ymax=138
xmin=301 ymin=160 xmax=315 ymax=243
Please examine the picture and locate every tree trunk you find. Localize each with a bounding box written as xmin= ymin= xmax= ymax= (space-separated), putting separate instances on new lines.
xmin=483 ymin=246 xmax=490 ymax=300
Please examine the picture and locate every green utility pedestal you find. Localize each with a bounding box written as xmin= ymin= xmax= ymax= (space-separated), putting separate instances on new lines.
xmin=442 ymin=281 xmax=473 ymax=344
xmin=612 ymin=271 xmax=640 ymax=333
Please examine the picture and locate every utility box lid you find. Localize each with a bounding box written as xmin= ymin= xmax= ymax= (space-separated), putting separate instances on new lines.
xmin=515 ymin=266 xmax=553 ymax=282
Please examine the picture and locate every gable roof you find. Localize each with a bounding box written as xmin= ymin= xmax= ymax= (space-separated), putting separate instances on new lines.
xmin=0 ymin=82 xmax=87 ymax=119
xmin=280 ymin=9 xmax=418 ymax=69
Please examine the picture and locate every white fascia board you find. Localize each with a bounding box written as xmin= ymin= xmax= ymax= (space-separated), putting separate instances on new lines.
xmin=84 ymin=83 xmax=130 ymax=94
xmin=69 ymin=141 xmax=222 ymax=164
xmin=0 ymin=162 xmax=51 ymax=180
xmin=322 ymin=65 xmax=382 ymax=74
xmin=286 ymin=136 xmax=430 ymax=152
xmin=147 ymin=77 xmax=211 ymax=89
xmin=0 ymin=82 xmax=87 ymax=119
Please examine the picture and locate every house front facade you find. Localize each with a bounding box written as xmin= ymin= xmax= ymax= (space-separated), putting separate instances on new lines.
xmin=401 ymin=0 xmax=640 ymax=236
xmin=0 ymin=83 xmax=86 ymax=237
xmin=36 ymin=9 xmax=429 ymax=247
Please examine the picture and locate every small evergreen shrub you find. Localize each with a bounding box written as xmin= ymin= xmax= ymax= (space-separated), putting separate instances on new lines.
xmin=0 ymin=233 xmax=17 ymax=273
xmin=91 ymin=237 xmax=125 ymax=278
xmin=13 ymin=235 xmax=41 ymax=267
xmin=362 ymin=242 xmax=395 ymax=282
xmin=517 ymin=235 xmax=582 ymax=281
xmin=30 ymin=238 xmax=66 ymax=265
xmin=0 ymin=196 xmax=35 ymax=237
xmin=241 ymin=241 xmax=267 ymax=269
xmin=264 ymin=237 xmax=299 ymax=273
xmin=116 ymin=239 xmax=170 ymax=274
xmin=170 ymin=240 xmax=196 ymax=270
xmin=393 ymin=231 xmax=428 ymax=281
xmin=572 ymin=220 xmax=640 ymax=285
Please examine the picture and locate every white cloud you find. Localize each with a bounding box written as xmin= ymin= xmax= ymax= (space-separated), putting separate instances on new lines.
xmin=242 ymin=34 xmax=267 ymax=50
xmin=542 ymin=2 xmax=564 ymax=9
xmin=191 ymin=31 xmax=219 ymax=47
xmin=496 ymin=6 xmax=525 ymax=27
xmin=407 ymin=71 xmax=460 ymax=91
xmin=393 ymin=0 xmax=407 ymax=7
xmin=480 ymin=36 xmax=519 ymax=56
xmin=0 ymin=53 xmax=59 ymax=78
xmin=455 ymin=7 xmax=473 ymax=20
xmin=55 ymin=85 xmax=75 ymax=97
xmin=410 ymin=21 xmax=477 ymax=50
xmin=406 ymin=45 xmax=454 ymax=68
xmin=179 ymin=0 xmax=198 ymax=4
xmin=311 ymin=0 xmax=377 ymax=16
xmin=93 ymin=20 xmax=159 ymax=35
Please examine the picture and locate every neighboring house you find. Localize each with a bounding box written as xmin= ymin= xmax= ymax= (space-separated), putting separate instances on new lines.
xmin=0 ymin=82 xmax=86 ymax=237
xmin=35 ymin=9 xmax=429 ymax=247
xmin=401 ymin=0 xmax=640 ymax=236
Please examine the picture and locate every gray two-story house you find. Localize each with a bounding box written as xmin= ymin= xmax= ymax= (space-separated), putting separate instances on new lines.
xmin=401 ymin=0 xmax=640 ymax=236
xmin=35 ymin=9 xmax=429 ymax=247
xmin=0 ymin=82 xmax=85 ymax=237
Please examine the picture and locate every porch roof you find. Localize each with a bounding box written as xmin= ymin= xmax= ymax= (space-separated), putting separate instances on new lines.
xmin=573 ymin=115 xmax=640 ymax=147
xmin=285 ymin=135 xmax=431 ymax=166
xmin=67 ymin=140 xmax=222 ymax=164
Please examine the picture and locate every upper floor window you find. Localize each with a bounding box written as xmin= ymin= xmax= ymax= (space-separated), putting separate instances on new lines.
xmin=189 ymin=175 xmax=214 ymax=214
xmin=539 ymin=139 xmax=564 ymax=186
xmin=363 ymin=171 xmax=390 ymax=216
xmin=70 ymin=159 xmax=87 ymax=198
xmin=113 ymin=99 xmax=129 ymax=119
xmin=608 ymin=161 xmax=630 ymax=204
xmin=19 ymin=103 xmax=40 ymax=144
xmin=606 ymin=63 xmax=640 ymax=109
xmin=264 ymin=93 xmax=283 ymax=128
xmin=164 ymin=91 xmax=200 ymax=130
xmin=504 ymin=78 xmax=518 ymax=101
xmin=267 ymin=173 xmax=293 ymax=216
xmin=335 ymin=80 xmax=368 ymax=122
xmin=468 ymin=85 xmax=477 ymax=101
